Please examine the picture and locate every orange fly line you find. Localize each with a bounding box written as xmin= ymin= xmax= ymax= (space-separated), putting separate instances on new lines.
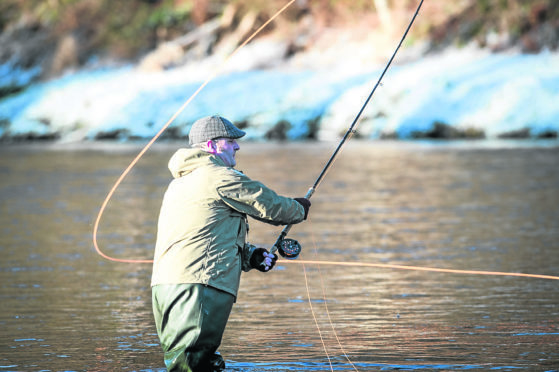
xmin=91 ymin=0 xmax=559 ymax=274
xmin=286 ymin=260 xmax=559 ymax=281
xmin=91 ymin=2 xmax=558 ymax=370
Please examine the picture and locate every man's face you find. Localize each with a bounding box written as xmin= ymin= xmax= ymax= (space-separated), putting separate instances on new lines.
xmin=211 ymin=138 xmax=240 ymax=167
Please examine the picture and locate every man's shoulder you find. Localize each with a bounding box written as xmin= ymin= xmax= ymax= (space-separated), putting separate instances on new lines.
xmin=207 ymin=164 xmax=249 ymax=182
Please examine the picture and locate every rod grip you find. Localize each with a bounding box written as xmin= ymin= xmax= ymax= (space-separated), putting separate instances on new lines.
xmin=270 ymin=187 xmax=315 ymax=255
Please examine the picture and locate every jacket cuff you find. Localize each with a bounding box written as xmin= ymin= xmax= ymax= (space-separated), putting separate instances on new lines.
xmin=242 ymin=243 xmax=258 ymax=272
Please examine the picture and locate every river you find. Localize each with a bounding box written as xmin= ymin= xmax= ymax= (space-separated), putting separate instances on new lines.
xmin=0 ymin=140 xmax=558 ymax=371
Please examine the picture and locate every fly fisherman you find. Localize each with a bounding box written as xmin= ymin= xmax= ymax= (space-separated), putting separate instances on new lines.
xmin=151 ymin=115 xmax=311 ymax=372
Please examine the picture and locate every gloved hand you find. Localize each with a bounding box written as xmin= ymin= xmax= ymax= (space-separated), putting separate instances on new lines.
xmin=250 ymin=248 xmax=278 ymax=272
xmin=294 ymin=197 xmax=311 ymax=220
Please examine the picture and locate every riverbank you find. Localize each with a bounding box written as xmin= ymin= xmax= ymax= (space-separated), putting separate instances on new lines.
xmin=1 ymin=1 xmax=559 ymax=144
xmin=1 ymin=45 xmax=558 ymax=143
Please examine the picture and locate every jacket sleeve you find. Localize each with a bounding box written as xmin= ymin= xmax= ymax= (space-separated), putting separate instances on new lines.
xmin=216 ymin=169 xmax=305 ymax=226
xmin=241 ymin=243 xmax=257 ymax=272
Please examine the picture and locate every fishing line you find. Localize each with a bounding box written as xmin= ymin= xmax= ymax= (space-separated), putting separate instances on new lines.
xmin=286 ymin=260 xmax=559 ymax=281
xmin=306 ymin=216 xmax=360 ymax=371
xmin=301 ymin=259 xmax=334 ymax=371
xmin=89 ymin=0 xmax=559 ymax=282
xmin=90 ymin=0 xmax=558 ymax=278
xmin=92 ymin=0 xmax=297 ymax=263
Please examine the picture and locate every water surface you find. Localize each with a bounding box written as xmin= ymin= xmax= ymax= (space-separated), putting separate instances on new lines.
xmin=1 ymin=141 xmax=558 ymax=371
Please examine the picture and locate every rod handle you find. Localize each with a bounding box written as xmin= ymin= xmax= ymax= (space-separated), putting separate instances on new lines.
xmin=270 ymin=187 xmax=315 ymax=255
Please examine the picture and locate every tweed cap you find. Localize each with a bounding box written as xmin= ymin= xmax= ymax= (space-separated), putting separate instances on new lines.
xmin=188 ymin=115 xmax=246 ymax=146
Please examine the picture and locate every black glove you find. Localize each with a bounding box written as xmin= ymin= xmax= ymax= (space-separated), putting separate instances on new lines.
xmin=294 ymin=197 xmax=311 ymax=220
xmin=250 ymin=248 xmax=278 ymax=272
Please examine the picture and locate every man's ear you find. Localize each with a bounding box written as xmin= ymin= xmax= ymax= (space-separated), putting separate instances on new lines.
xmin=205 ymin=139 xmax=217 ymax=153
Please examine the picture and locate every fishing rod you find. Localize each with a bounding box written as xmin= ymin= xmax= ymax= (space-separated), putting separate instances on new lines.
xmin=271 ymin=0 xmax=424 ymax=260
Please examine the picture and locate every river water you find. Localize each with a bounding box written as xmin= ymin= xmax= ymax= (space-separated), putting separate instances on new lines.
xmin=1 ymin=140 xmax=558 ymax=371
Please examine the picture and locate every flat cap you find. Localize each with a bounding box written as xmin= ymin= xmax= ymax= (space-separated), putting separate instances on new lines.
xmin=188 ymin=115 xmax=246 ymax=146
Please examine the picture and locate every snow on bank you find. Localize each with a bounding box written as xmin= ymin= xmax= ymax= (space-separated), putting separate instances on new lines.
xmin=0 ymin=47 xmax=558 ymax=141
xmin=320 ymin=47 xmax=559 ymax=139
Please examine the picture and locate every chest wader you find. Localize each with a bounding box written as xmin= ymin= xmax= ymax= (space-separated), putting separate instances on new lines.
xmin=152 ymin=283 xmax=234 ymax=372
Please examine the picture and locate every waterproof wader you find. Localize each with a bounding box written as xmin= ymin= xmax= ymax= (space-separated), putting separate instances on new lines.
xmin=152 ymin=283 xmax=235 ymax=372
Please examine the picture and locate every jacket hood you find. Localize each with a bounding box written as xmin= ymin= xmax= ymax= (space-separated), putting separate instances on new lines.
xmin=168 ymin=148 xmax=226 ymax=178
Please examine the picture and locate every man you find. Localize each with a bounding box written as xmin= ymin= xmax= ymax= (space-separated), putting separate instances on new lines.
xmin=151 ymin=115 xmax=311 ymax=371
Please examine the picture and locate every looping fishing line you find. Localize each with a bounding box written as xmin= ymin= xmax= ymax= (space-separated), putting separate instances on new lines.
xmin=91 ymin=0 xmax=558 ymax=275
xmin=92 ymin=0 xmax=297 ymax=264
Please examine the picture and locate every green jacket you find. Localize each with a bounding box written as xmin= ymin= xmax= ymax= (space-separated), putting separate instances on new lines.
xmin=151 ymin=148 xmax=305 ymax=298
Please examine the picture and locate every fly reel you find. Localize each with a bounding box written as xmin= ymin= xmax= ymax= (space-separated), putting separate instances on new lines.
xmin=276 ymin=238 xmax=301 ymax=259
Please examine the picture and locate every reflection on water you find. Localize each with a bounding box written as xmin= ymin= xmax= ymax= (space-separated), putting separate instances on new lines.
xmin=0 ymin=141 xmax=558 ymax=371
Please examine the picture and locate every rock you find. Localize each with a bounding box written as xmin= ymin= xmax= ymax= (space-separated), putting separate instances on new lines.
xmin=411 ymin=122 xmax=485 ymax=139
xmin=0 ymin=18 xmax=55 ymax=72
xmin=138 ymin=42 xmax=186 ymax=71
xmin=49 ymin=34 xmax=79 ymax=77
xmin=498 ymin=128 xmax=531 ymax=139
xmin=0 ymin=18 xmax=53 ymax=91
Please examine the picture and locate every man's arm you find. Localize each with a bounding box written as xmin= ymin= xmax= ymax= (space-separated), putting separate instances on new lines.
xmin=216 ymin=169 xmax=306 ymax=226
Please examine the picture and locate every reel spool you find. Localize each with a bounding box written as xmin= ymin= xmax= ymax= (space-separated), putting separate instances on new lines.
xmin=276 ymin=238 xmax=301 ymax=259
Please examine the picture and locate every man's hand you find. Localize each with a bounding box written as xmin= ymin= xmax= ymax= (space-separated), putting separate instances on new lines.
xmin=294 ymin=197 xmax=311 ymax=220
xmin=250 ymin=248 xmax=278 ymax=272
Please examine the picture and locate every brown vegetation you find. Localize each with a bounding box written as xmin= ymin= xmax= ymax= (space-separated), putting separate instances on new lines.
xmin=0 ymin=0 xmax=558 ymax=81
